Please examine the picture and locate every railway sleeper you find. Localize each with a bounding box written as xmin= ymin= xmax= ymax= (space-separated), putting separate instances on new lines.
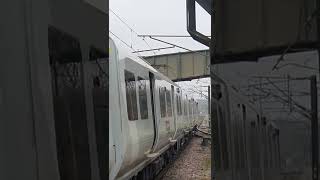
xmin=130 ymin=134 xmax=194 ymax=180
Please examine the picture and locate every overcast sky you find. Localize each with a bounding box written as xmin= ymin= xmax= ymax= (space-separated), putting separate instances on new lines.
xmin=109 ymin=0 xmax=211 ymax=56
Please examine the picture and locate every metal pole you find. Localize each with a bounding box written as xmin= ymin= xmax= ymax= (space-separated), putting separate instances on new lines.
xmin=311 ymin=75 xmax=318 ymax=180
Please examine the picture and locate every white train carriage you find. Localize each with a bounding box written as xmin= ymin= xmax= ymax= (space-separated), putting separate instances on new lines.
xmin=109 ymin=37 xmax=200 ymax=180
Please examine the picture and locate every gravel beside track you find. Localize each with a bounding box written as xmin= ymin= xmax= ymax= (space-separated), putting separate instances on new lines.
xmin=162 ymin=137 xmax=211 ymax=180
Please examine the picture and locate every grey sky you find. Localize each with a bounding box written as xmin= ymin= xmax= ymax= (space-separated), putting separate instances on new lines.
xmin=109 ymin=0 xmax=210 ymax=56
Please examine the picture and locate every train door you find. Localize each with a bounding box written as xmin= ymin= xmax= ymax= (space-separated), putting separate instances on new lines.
xmin=49 ymin=26 xmax=91 ymax=180
xmin=109 ymin=38 xmax=125 ymax=180
xmin=185 ymin=95 xmax=190 ymax=130
xmin=123 ymin=59 xmax=155 ymax=164
xmin=167 ymin=85 xmax=174 ymax=136
xmin=136 ymin=70 xmax=155 ymax=154
xmin=174 ymin=89 xmax=179 ymax=137
xmin=150 ymin=76 xmax=165 ymax=152
xmin=149 ymin=72 xmax=158 ymax=149
xmin=88 ymin=48 xmax=109 ymax=180
xmin=177 ymin=88 xmax=185 ymax=133
xmin=171 ymin=85 xmax=177 ymax=139
xmin=189 ymin=100 xmax=193 ymax=127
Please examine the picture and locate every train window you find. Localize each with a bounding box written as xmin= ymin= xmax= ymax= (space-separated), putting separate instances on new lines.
xmin=159 ymin=87 xmax=166 ymax=117
xmin=166 ymin=89 xmax=172 ymax=117
xmin=125 ymin=70 xmax=138 ymax=120
xmin=138 ymin=77 xmax=148 ymax=119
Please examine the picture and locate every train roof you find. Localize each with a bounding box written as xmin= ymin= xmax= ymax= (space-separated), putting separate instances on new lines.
xmin=110 ymin=37 xmax=179 ymax=87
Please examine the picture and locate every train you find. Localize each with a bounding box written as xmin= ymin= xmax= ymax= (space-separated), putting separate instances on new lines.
xmin=211 ymin=73 xmax=281 ymax=180
xmin=109 ymin=37 xmax=202 ymax=180
xmin=109 ymin=35 xmax=281 ymax=180
xmin=0 ymin=0 xmax=281 ymax=179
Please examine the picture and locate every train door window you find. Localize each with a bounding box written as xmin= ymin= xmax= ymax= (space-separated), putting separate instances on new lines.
xmin=177 ymin=95 xmax=182 ymax=115
xmin=196 ymin=103 xmax=199 ymax=115
xmin=176 ymin=95 xmax=179 ymax=115
xmin=166 ymin=88 xmax=172 ymax=117
xmin=125 ymin=70 xmax=138 ymax=120
xmin=89 ymin=46 xmax=108 ymax=180
xmin=179 ymin=96 xmax=182 ymax=115
xmin=176 ymin=88 xmax=181 ymax=115
xmin=137 ymin=77 xmax=148 ymax=119
xmin=159 ymin=87 xmax=166 ymax=117
xmin=171 ymin=85 xmax=175 ymax=116
xmin=49 ymin=26 xmax=91 ymax=180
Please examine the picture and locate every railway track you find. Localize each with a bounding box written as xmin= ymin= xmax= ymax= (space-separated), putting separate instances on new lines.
xmin=160 ymin=136 xmax=211 ymax=180
xmin=155 ymin=127 xmax=210 ymax=180
xmin=154 ymin=137 xmax=192 ymax=180
xmin=195 ymin=126 xmax=211 ymax=139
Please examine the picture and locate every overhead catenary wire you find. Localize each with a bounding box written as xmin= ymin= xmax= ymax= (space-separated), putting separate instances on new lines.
xmin=109 ymin=8 xmax=156 ymax=55
xmin=132 ymin=46 xmax=175 ymax=53
xmin=139 ymin=34 xmax=211 ymax=38
xmin=146 ymin=36 xmax=209 ymax=57
xmin=109 ymin=30 xmax=142 ymax=57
